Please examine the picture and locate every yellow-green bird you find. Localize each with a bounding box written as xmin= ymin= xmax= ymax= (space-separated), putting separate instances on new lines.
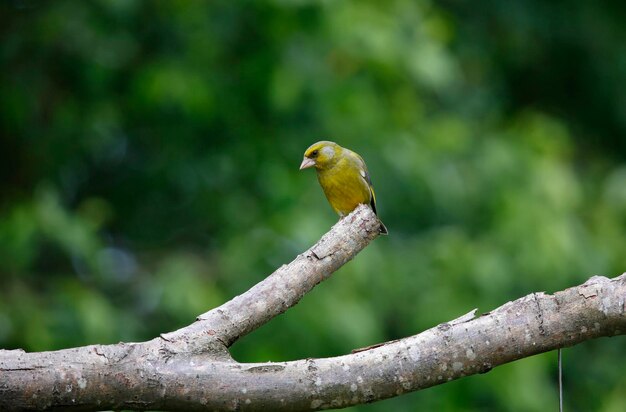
xmin=300 ymin=141 xmax=388 ymax=235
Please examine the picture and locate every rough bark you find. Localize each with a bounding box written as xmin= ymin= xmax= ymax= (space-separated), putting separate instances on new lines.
xmin=0 ymin=205 xmax=624 ymax=411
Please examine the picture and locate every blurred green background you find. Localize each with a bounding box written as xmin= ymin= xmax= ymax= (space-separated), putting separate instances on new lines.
xmin=2 ymin=1 xmax=626 ymax=411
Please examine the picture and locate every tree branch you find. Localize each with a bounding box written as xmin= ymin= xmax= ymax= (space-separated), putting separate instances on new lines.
xmin=1 ymin=205 xmax=624 ymax=411
xmin=161 ymin=204 xmax=381 ymax=352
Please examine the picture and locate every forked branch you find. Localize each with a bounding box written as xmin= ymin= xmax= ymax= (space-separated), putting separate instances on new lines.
xmin=0 ymin=205 xmax=624 ymax=411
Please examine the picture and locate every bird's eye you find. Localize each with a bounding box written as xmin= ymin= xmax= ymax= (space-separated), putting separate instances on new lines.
xmin=310 ymin=150 xmax=319 ymax=157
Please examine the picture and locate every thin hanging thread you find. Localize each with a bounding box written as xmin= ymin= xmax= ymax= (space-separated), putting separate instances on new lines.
xmin=558 ymin=348 xmax=563 ymax=412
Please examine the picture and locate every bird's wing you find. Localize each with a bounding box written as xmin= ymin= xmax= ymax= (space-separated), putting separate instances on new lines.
xmin=345 ymin=151 xmax=369 ymax=181
xmin=347 ymin=150 xmax=379 ymax=215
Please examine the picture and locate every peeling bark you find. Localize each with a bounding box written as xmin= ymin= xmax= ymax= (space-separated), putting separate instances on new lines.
xmin=0 ymin=205 xmax=624 ymax=411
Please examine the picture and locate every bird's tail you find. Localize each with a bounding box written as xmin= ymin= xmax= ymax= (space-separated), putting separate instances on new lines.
xmin=378 ymin=220 xmax=388 ymax=235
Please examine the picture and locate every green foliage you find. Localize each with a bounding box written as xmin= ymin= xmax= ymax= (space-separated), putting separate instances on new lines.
xmin=1 ymin=1 xmax=626 ymax=410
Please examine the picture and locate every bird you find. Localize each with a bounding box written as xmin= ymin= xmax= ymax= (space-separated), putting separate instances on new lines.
xmin=299 ymin=141 xmax=388 ymax=235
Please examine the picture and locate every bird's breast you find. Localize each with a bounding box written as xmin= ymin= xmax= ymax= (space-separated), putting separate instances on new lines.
xmin=317 ymin=167 xmax=371 ymax=216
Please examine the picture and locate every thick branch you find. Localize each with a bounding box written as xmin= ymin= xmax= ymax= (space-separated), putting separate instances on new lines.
xmin=0 ymin=205 xmax=624 ymax=411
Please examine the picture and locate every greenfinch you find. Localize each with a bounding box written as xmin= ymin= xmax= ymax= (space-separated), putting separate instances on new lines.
xmin=300 ymin=141 xmax=388 ymax=235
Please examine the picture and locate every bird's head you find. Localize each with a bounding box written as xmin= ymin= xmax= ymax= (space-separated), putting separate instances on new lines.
xmin=300 ymin=141 xmax=341 ymax=171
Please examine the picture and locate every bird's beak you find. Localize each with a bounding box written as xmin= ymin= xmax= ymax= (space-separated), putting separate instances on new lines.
xmin=299 ymin=157 xmax=315 ymax=170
